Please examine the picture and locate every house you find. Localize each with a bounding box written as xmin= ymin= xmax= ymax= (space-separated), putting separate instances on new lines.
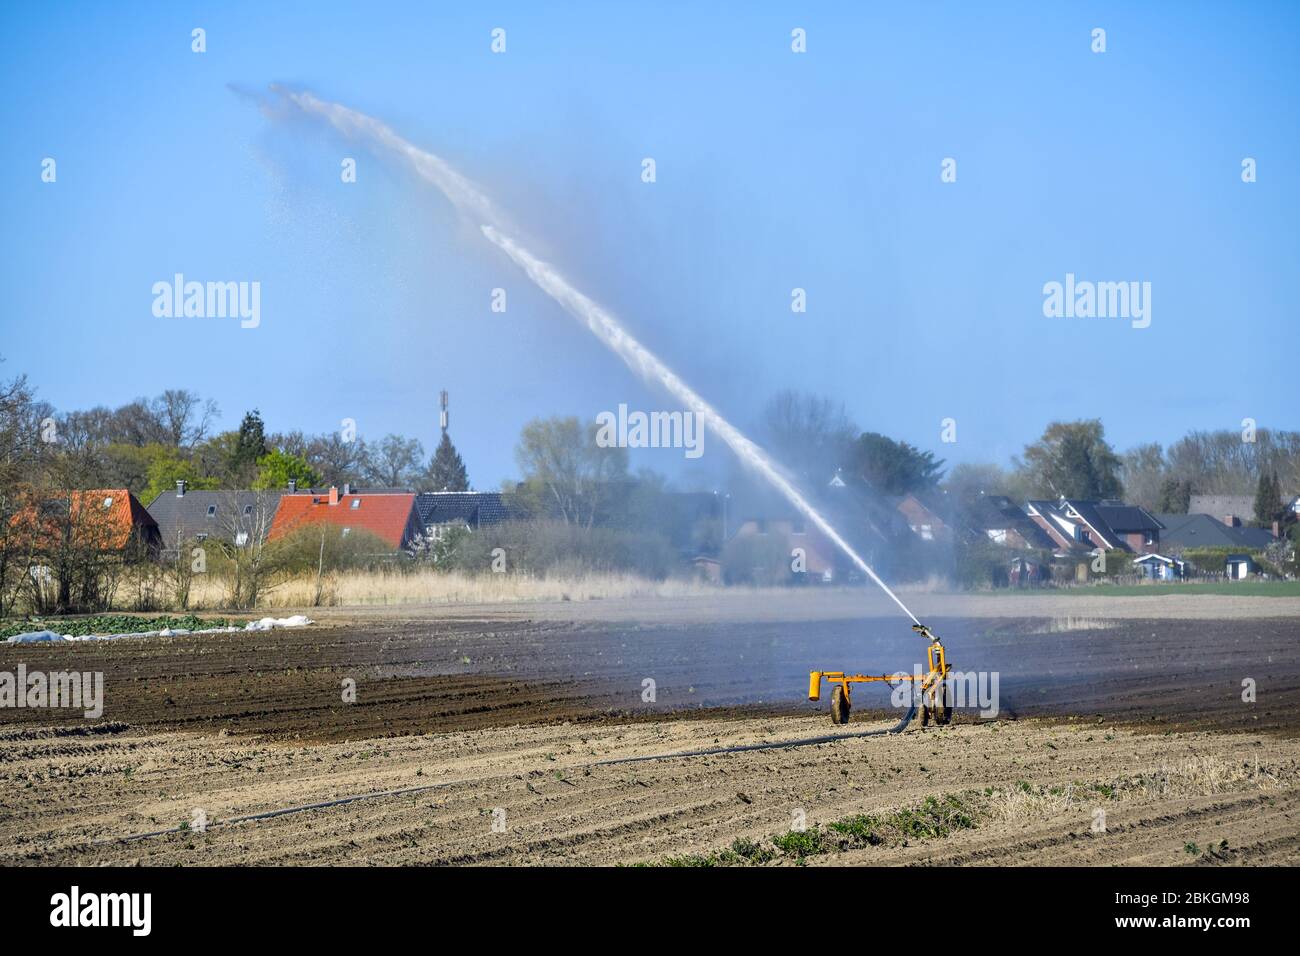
xmin=10 ymin=489 xmax=160 ymax=557
xmin=1225 ymin=553 xmax=1254 ymax=580
xmin=1134 ymin=553 xmax=1186 ymax=581
xmin=1092 ymin=502 xmax=1164 ymax=553
xmin=1154 ymin=513 xmax=1276 ymax=550
xmin=268 ymin=485 xmax=424 ymax=552
xmin=1188 ymin=495 xmax=1255 ymax=528
xmin=145 ymin=482 xmax=281 ymax=557
xmin=1026 ymin=499 xmax=1162 ymax=554
xmin=691 ymin=555 xmax=722 ymax=584
xmin=895 ymin=492 xmax=950 ymax=542
xmin=962 ymin=495 xmax=1057 ymax=551
xmin=414 ymin=491 xmax=517 ymax=546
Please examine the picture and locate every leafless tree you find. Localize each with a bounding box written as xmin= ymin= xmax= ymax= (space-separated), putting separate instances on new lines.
xmin=364 ymin=434 xmax=424 ymax=488
xmin=308 ymin=432 xmax=369 ymax=487
xmin=153 ymin=389 xmax=220 ymax=447
xmin=514 ymin=417 xmax=628 ymax=528
xmin=214 ymin=491 xmax=283 ymax=608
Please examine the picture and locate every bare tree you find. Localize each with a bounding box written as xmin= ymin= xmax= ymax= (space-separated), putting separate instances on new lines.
xmin=153 ymin=389 xmax=219 ymax=447
xmin=306 ymin=432 xmax=369 ymax=487
xmin=364 ymin=434 xmax=424 ymax=488
xmin=759 ymin=390 xmax=858 ymax=483
xmin=214 ymin=491 xmax=283 ymax=608
xmin=514 ymin=417 xmax=628 ymax=528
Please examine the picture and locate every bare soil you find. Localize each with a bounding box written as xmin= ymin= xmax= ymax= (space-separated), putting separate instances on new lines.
xmin=2 ymin=717 xmax=1296 ymax=866
xmin=2 ymin=591 xmax=1296 ymax=865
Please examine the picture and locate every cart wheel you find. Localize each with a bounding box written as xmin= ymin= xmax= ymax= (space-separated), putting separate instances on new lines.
xmin=830 ymin=685 xmax=851 ymax=725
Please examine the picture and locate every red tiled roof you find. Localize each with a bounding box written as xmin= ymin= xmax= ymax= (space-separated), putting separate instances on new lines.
xmin=268 ymin=491 xmax=419 ymax=550
xmin=10 ymin=489 xmax=158 ymax=552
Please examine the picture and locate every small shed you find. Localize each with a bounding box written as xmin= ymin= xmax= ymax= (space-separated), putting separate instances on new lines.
xmin=1224 ymin=554 xmax=1253 ymax=580
xmin=1134 ymin=553 xmax=1185 ymax=581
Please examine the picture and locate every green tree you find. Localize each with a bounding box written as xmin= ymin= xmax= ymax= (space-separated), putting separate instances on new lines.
xmin=228 ymin=410 xmax=268 ymax=484
xmin=846 ymin=432 xmax=944 ymax=495
xmin=1017 ymin=420 xmax=1122 ymax=500
xmin=425 ymin=432 xmax=470 ymax=491
xmin=253 ymin=448 xmax=322 ymax=491
xmin=141 ymin=446 xmax=219 ymax=503
xmin=1254 ymin=471 xmax=1284 ymax=526
xmin=1156 ymin=477 xmax=1192 ymax=514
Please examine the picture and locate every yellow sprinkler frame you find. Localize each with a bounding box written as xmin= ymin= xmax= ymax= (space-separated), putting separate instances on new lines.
xmin=808 ymin=624 xmax=953 ymax=727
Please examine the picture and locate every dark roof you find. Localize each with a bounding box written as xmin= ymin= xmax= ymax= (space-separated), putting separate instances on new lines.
xmin=1060 ymin=500 xmax=1123 ymax=549
xmin=1236 ymin=526 xmax=1278 ymax=548
xmin=415 ymin=492 xmax=517 ymax=528
xmin=1094 ymin=502 xmax=1163 ymax=533
xmin=963 ymin=495 xmax=1057 ymax=550
xmin=146 ymin=490 xmax=280 ymax=549
xmin=1153 ymin=513 xmax=1275 ymax=550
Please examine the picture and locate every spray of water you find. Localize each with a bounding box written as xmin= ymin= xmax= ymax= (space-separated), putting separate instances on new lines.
xmin=280 ymin=89 xmax=922 ymax=627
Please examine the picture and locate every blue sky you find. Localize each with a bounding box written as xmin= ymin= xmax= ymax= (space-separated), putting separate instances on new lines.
xmin=2 ymin=1 xmax=1297 ymax=490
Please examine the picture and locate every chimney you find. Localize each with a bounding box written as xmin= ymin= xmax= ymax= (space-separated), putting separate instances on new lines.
xmin=176 ymin=480 xmax=186 ymax=497
xmin=1273 ymin=520 xmax=1282 ymax=539
xmin=1224 ymin=514 xmax=1240 ymax=528
xmin=343 ymin=482 xmax=351 ymax=496
xmin=328 ymin=486 xmax=339 ymax=506
xmin=288 ymin=478 xmax=297 ymax=494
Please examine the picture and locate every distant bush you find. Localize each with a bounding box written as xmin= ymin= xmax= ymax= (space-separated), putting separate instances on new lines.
xmin=272 ymin=525 xmax=394 ymax=574
xmin=1180 ymin=547 xmax=1260 ymax=576
xmin=953 ymin=536 xmax=1007 ymax=589
xmin=440 ymin=520 xmax=679 ymax=580
xmin=721 ymin=534 xmax=794 ymax=586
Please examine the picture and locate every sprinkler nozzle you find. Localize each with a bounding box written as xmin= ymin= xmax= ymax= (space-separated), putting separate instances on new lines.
xmin=912 ymin=623 xmax=940 ymax=644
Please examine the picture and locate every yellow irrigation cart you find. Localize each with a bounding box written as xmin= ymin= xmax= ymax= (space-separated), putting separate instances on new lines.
xmin=808 ymin=624 xmax=952 ymax=727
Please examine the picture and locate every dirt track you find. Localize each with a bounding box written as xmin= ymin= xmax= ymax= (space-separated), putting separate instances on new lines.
xmin=2 ymin=592 xmax=1297 ymax=865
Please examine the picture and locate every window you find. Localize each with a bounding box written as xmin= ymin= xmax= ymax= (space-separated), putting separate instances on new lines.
xmin=235 ymin=532 xmax=249 ymax=547
xmin=196 ymin=533 xmax=208 ymax=542
xmin=350 ymin=499 xmax=361 ymax=510
xmin=102 ymin=496 xmax=113 ymax=509
xmin=341 ymin=528 xmax=351 ymax=538
xmin=243 ymin=505 xmax=253 ymax=516
xmin=207 ymin=505 xmax=217 ymax=518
